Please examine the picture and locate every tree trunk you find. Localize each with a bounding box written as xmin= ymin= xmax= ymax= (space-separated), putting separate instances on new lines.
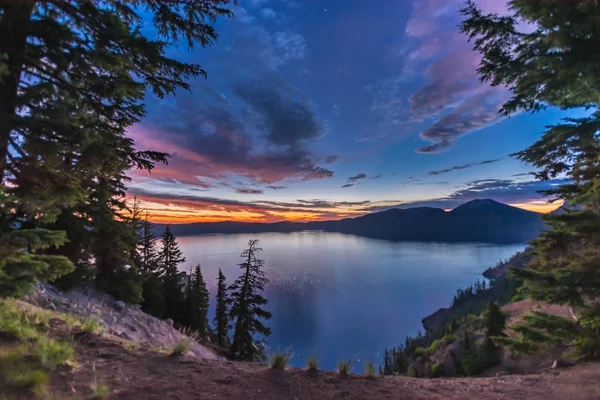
xmin=0 ymin=1 xmax=34 ymax=180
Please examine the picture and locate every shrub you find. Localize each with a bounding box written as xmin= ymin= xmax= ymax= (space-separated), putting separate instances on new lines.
xmin=459 ymin=345 xmax=499 ymax=376
xmin=407 ymin=364 xmax=417 ymax=377
xmin=503 ymin=364 xmax=521 ymax=374
xmin=467 ymin=314 xmax=477 ymax=322
xmin=365 ymin=362 xmax=376 ymax=376
xmin=428 ymin=340 xmax=442 ymax=353
xmin=269 ymin=352 xmax=291 ymax=369
xmin=442 ymin=334 xmax=457 ymax=345
xmin=306 ymin=355 xmax=320 ymax=371
xmin=413 ymin=347 xmax=427 ymax=357
xmin=430 ymin=361 xmax=443 ymax=378
xmin=337 ymin=360 xmax=351 ymax=376
xmin=171 ymin=339 xmax=190 ymax=355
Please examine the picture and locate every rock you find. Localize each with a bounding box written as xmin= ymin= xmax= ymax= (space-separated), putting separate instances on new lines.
xmin=113 ymin=301 xmax=126 ymax=312
xmin=165 ymin=318 xmax=174 ymax=327
xmin=552 ymin=359 xmax=574 ymax=369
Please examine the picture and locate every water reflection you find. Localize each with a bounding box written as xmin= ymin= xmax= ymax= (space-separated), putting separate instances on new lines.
xmin=177 ymin=232 xmax=524 ymax=370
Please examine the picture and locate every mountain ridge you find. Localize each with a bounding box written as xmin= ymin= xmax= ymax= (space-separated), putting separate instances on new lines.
xmin=155 ymin=199 xmax=546 ymax=244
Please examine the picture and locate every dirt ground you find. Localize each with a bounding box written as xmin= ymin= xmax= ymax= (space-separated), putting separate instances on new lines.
xmin=40 ymin=319 xmax=600 ymax=400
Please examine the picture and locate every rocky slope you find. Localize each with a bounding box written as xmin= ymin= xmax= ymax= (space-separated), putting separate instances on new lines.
xmin=25 ymin=283 xmax=219 ymax=360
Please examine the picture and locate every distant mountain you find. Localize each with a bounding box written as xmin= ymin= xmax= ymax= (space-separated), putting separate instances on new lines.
xmin=155 ymin=199 xmax=546 ymax=244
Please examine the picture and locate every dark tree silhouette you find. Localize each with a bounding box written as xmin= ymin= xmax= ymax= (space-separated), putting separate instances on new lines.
xmin=229 ymin=240 xmax=272 ymax=361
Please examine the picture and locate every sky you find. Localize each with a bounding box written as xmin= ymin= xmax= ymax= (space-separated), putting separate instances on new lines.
xmin=128 ymin=0 xmax=569 ymax=224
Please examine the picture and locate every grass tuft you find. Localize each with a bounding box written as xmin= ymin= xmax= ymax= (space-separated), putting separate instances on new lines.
xmin=0 ymin=302 xmax=41 ymax=340
xmin=82 ymin=318 xmax=104 ymax=335
xmin=34 ymin=337 xmax=74 ymax=370
xmin=306 ymin=355 xmax=320 ymax=371
xmin=337 ymin=360 xmax=352 ymax=376
xmin=365 ymin=361 xmax=376 ymax=376
xmin=179 ymin=326 xmax=202 ymax=342
xmin=90 ymin=381 xmax=110 ymax=399
xmin=124 ymin=342 xmax=138 ymax=351
xmin=171 ymin=339 xmax=190 ymax=355
xmin=0 ymin=300 xmax=75 ymax=397
xmin=269 ymin=352 xmax=291 ymax=369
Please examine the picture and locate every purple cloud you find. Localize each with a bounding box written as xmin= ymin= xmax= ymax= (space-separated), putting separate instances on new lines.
xmin=403 ymin=0 xmax=512 ymax=152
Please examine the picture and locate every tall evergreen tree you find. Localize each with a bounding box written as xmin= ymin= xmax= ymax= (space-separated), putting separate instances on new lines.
xmin=214 ymin=268 xmax=230 ymax=347
xmin=159 ymin=225 xmax=186 ymax=322
xmin=0 ymin=1 xmax=233 ymax=298
xmin=461 ymin=0 xmax=600 ymax=357
xmin=138 ymin=212 xmax=159 ymax=274
xmin=159 ymin=226 xmax=185 ymax=276
xmin=229 ymin=239 xmax=272 ymax=361
xmin=184 ymin=264 xmax=210 ymax=336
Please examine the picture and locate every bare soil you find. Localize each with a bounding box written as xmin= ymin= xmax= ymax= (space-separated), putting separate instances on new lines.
xmin=41 ymin=319 xmax=600 ymax=400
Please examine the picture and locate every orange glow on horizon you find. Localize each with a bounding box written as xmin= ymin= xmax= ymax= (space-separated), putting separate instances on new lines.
xmin=509 ymin=200 xmax=563 ymax=214
xmin=131 ymin=195 xmax=562 ymax=225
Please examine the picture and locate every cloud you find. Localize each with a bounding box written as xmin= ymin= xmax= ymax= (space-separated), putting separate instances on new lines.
xmin=130 ymin=175 xmax=562 ymax=223
xmin=408 ymin=49 xmax=482 ymax=119
xmin=260 ymin=8 xmax=276 ymax=19
xmin=427 ymin=158 xmax=502 ymax=176
xmin=416 ymin=90 xmax=509 ymax=153
xmin=271 ymin=32 xmax=307 ymax=66
xmin=512 ymin=172 xmax=534 ymax=177
xmin=248 ymin=0 xmax=269 ymax=9
xmin=232 ymin=75 xmax=322 ymax=146
xmin=368 ymin=178 xmax=567 ymax=212
xmin=347 ymin=173 xmax=367 ymax=182
xmin=132 ymin=72 xmax=334 ymax=186
xmin=266 ymin=185 xmax=287 ymax=190
xmin=236 ymin=188 xmax=264 ymax=195
xmin=129 ymin=188 xmax=374 ymax=222
xmin=371 ymin=174 xmax=383 ymax=180
xmin=399 ymin=0 xmax=513 ymax=152
xmin=342 ymin=173 xmax=368 ymax=188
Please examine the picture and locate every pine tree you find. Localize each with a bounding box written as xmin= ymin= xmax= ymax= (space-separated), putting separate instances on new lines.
xmin=184 ymin=264 xmax=210 ymax=336
xmin=0 ymin=187 xmax=74 ymax=297
xmin=159 ymin=226 xmax=186 ymax=322
xmin=383 ymin=347 xmax=392 ymax=375
xmin=0 ymin=1 xmax=233 ymax=298
xmin=141 ymin=273 xmax=165 ymax=319
xmin=159 ymin=226 xmax=185 ymax=276
xmin=461 ymin=0 xmax=600 ymax=357
xmin=139 ymin=212 xmax=159 ymax=274
xmin=229 ymin=239 xmax=272 ymax=361
xmin=484 ymin=301 xmax=506 ymax=340
xmin=214 ymin=268 xmax=230 ymax=347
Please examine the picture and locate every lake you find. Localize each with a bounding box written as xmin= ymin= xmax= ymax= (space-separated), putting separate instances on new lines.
xmin=176 ymin=232 xmax=524 ymax=371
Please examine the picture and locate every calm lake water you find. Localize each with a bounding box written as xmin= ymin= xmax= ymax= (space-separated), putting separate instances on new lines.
xmin=176 ymin=232 xmax=524 ymax=371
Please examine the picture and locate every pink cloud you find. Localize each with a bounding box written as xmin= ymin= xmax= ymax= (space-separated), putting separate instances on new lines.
xmin=401 ymin=0 xmax=512 ymax=152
